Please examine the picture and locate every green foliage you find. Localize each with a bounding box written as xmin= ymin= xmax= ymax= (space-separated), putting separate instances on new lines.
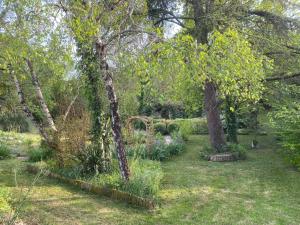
xmin=199 ymin=143 xmax=247 ymax=160
xmin=76 ymin=144 xmax=111 ymax=174
xmin=126 ymin=144 xmax=148 ymax=159
xmin=149 ymin=140 xmax=171 ymax=161
xmin=131 ymin=29 xmax=272 ymax=113
xmin=226 ymin=143 xmax=247 ymax=160
xmin=120 ymin=160 xmax=163 ymax=199
xmin=28 ymin=146 xmax=52 ymax=162
xmin=0 ymin=143 xmax=10 ymax=160
xmin=199 ymin=144 xmax=214 ymax=160
xmin=174 ymin=118 xmax=208 ymax=135
xmin=270 ymin=103 xmax=300 ymax=169
xmin=167 ymin=122 xmax=179 ymax=134
xmin=148 ymin=132 xmax=185 ymax=161
xmin=154 ymin=122 xmax=168 ymax=135
xmin=0 ymin=187 xmax=11 ymax=217
xmin=0 ymin=113 xmax=29 ymax=133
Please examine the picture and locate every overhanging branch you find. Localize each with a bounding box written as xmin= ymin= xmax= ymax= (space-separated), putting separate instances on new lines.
xmin=265 ymin=72 xmax=300 ymax=82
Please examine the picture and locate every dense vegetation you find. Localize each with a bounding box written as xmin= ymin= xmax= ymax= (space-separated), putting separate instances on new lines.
xmin=0 ymin=0 xmax=299 ymax=224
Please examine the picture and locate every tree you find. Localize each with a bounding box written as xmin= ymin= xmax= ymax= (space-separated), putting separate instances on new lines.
xmin=145 ymin=0 xmax=300 ymax=150
xmin=57 ymin=0 xmax=150 ymax=180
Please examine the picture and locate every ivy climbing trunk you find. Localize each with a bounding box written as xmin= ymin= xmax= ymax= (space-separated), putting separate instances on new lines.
xmin=225 ymin=96 xmax=238 ymax=143
xmin=192 ymin=0 xmax=226 ymax=151
xmin=76 ymin=42 xmax=112 ymax=173
xmin=26 ymin=58 xmax=57 ymax=132
xmin=96 ymin=41 xmax=130 ymax=181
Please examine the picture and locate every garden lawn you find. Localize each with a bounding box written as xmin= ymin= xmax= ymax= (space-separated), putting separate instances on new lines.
xmin=1 ymin=135 xmax=300 ymax=225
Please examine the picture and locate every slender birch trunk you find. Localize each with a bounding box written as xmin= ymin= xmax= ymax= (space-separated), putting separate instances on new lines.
xmin=11 ymin=69 xmax=49 ymax=141
xmin=96 ymin=41 xmax=130 ymax=181
xmin=26 ymin=58 xmax=57 ymax=132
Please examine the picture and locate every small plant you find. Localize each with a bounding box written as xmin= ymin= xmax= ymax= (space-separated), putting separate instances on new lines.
xmin=0 ymin=143 xmax=10 ymax=160
xmin=199 ymin=144 xmax=214 ymax=160
xmin=28 ymin=147 xmax=52 ymax=162
xmin=226 ymin=143 xmax=247 ymax=160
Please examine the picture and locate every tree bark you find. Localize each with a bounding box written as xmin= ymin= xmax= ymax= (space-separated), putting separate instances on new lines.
xmin=204 ymin=82 xmax=226 ymax=151
xmin=11 ymin=69 xmax=49 ymax=141
xmin=192 ymin=0 xmax=226 ymax=151
xmin=26 ymin=58 xmax=57 ymax=132
xmin=96 ymin=41 xmax=130 ymax=181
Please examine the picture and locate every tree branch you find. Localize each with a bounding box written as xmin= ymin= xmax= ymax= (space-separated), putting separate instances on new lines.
xmin=62 ymin=85 xmax=81 ymax=123
xmin=265 ymin=72 xmax=300 ymax=81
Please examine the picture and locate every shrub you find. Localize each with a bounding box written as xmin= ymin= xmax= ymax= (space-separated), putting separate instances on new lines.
xmin=151 ymin=143 xmax=170 ymax=161
xmin=148 ymin=132 xmax=185 ymax=161
xmin=226 ymin=143 xmax=247 ymax=160
xmin=0 ymin=143 xmax=10 ymax=160
xmin=270 ymin=103 xmax=300 ymax=169
xmin=126 ymin=144 xmax=148 ymax=159
xmin=167 ymin=122 xmax=179 ymax=134
xmin=174 ymin=118 xmax=208 ymax=135
xmin=76 ymin=144 xmax=111 ymax=174
xmin=28 ymin=147 xmax=52 ymax=162
xmin=154 ymin=122 xmax=168 ymax=135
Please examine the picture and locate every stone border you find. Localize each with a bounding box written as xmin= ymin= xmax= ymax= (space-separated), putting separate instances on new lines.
xmin=209 ymin=153 xmax=235 ymax=162
xmin=26 ymin=165 xmax=155 ymax=209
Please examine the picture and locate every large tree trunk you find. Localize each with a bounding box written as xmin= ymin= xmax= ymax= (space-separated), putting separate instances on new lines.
xmin=26 ymin=58 xmax=57 ymax=132
xmin=204 ymin=82 xmax=226 ymax=151
xmin=193 ymin=0 xmax=226 ymax=151
xmin=11 ymin=69 xmax=49 ymax=141
xmin=96 ymin=41 xmax=130 ymax=181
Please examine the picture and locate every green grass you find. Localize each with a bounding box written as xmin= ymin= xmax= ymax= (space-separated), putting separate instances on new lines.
xmin=1 ymin=134 xmax=300 ymax=224
xmin=0 ymin=130 xmax=40 ymax=156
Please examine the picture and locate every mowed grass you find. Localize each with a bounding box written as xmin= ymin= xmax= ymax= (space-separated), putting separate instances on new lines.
xmin=1 ymin=134 xmax=300 ymax=224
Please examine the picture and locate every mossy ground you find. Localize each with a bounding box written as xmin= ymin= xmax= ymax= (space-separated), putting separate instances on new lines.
xmin=1 ymin=134 xmax=300 ymax=224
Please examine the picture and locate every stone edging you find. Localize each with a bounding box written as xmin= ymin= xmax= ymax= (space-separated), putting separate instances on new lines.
xmin=26 ymin=165 xmax=155 ymax=210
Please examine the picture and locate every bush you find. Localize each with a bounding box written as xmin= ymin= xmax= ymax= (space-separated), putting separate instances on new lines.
xmin=147 ymin=132 xmax=185 ymax=161
xmin=174 ymin=118 xmax=208 ymax=135
xmin=28 ymin=147 xmax=52 ymax=162
xmin=226 ymin=143 xmax=247 ymax=160
xmin=126 ymin=144 xmax=148 ymax=159
xmin=167 ymin=122 xmax=179 ymax=134
xmin=270 ymin=103 xmax=300 ymax=169
xmin=154 ymin=122 xmax=168 ymax=135
xmin=0 ymin=143 xmax=10 ymax=160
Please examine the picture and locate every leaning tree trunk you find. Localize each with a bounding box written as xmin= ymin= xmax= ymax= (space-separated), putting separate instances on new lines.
xmin=96 ymin=41 xmax=130 ymax=181
xmin=193 ymin=0 xmax=226 ymax=151
xmin=11 ymin=69 xmax=49 ymax=141
xmin=26 ymin=58 xmax=57 ymax=132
